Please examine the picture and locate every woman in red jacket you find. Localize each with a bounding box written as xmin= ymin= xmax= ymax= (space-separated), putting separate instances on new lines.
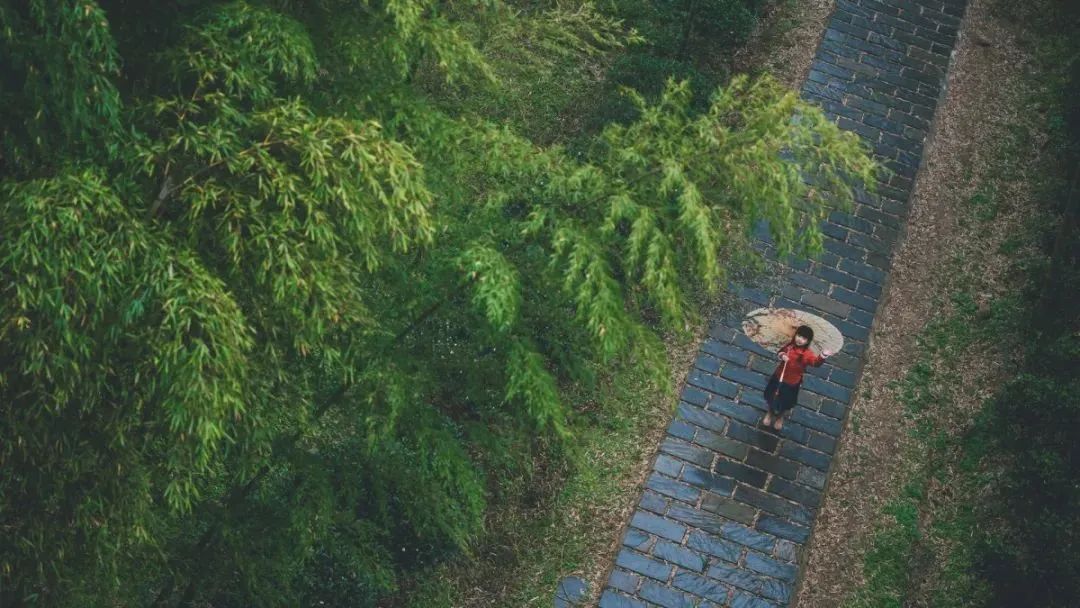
xmin=762 ymin=325 xmax=833 ymax=431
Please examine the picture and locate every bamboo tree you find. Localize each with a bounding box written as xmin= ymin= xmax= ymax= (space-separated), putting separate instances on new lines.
xmin=0 ymin=1 xmax=876 ymax=606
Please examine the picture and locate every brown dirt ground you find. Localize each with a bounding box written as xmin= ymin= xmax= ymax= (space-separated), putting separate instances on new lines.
xmin=793 ymin=0 xmax=1047 ymax=605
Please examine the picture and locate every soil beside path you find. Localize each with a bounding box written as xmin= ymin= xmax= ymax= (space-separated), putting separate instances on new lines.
xmin=794 ymin=0 xmax=1048 ymax=604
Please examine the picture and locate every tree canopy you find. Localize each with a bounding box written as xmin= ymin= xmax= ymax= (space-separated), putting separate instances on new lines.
xmin=0 ymin=1 xmax=875 ymax=605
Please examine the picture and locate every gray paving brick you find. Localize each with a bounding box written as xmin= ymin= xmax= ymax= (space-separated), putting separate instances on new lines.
xmin=707 ymin=398 xmax=763 ymax=427
xmin=681 ymin=465 xmax=737 ymax=496
xmin=688 ymin=369 xmax=739 ymax=399
xmin=653 ymin=540 xmax=707 ymax=573
xmin=671 ymin=571 xmax=732 ymax=604
xmin=701 ymin=493 xmax=757 ymax=525
xmin=720 ymin=522 xmax=777 ymax=552
xmin=727 ymin=421 xmax=780 ymax=453
xmin=609 ymin=569 xmax=641 ymax=594
xmin=746 ymin=449 xmax=799 ymax=480
xmin=669 ymin=419 xmax=697 ymax=442
xmin=692 ymin=416 xmax=749 ymax=455
xmin=745 ymin=552 xmax=798 ymax=583
xmin=719 ymin=366 xmax=770 ymax=391
xmin=780 ymin=442 xmax=831 ymax=471
xmin=617 ymin=548 xmax=674 ymax=581
xmin=640 ymin=580 xmax=699 ymax=608
xmin=701 ymin=340 xmax=751 ymax=366
xmin=680 ymin=385 xmax=709 ymax=407
xmin=798 ymin=466 xmax=829 ymax=491
xmin=677 ymin=402 xmax=729 ymax=434
xmin=630 ymin=511 xmax=686 ymax=543
xmin=687 ymin=530 xmax=742 ymax=563
xmin=661 ymin=436 xmax=715 ymax=468
xmin=756 ymin=515 xmax=812 ymax=546
xmin=600 ymin=589 xmax=648 ymax=608
xmin=768 ymin=477 xmax=823 ymax=509
xmin=647 ymin=472 xmax=702 ymax=504
xmin=640 ymin=490 xmax=670 ymax=514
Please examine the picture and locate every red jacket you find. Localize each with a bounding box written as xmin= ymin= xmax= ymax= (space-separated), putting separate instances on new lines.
xmin=773 ymin=342 xmax=824 ymax=385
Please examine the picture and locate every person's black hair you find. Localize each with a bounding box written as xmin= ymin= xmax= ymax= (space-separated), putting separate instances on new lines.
xmin=794 ymin=325 xmax=814 ymax=345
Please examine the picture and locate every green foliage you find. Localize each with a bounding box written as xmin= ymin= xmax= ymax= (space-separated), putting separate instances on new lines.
xmin=0 ymin=1 xmax=875 ymax=606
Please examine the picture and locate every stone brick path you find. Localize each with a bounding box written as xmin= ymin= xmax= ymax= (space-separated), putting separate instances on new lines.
xmin=598 ymin=1 xmax=967 ymax=606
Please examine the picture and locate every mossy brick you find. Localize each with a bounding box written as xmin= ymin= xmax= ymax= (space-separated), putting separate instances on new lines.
xmin=756 ymin=515 xmax=812 ymax=545
xmin=768 ymin=477 xmax=823 ymax=508
xmin=609 ymin=569 xmax=641 ymax=594
xmin=688 ymin=369 xmax=739 ymax=399
xmin=616 ymin=548 xmax=675 ymax=581
xmin=734 ymin=485 xmax=810 ymax=524
xmin=662 ymin=436 xmax=715 ymax=468
xmin=640 ymin=580 xmax=700 ymax=608
xmin=727 ymin=421 xmax=780 ymax=452
xmin=701 ymin=340 xmax=751 ymax=365
xmin=780 ymin=442 xmax=831 ymax=471
xmin=819 ymin=398 xmax=848 ymax=420
xmin=599 ymin=589 xmax=648 ymax=608
xmin=798 ymin=466 xmax=828 ymax=490
xmin=630 ymin=511 xmax=686 ymax=543
xmin=700 ymin=494 xmax=757 ymax=525
xmin=746 ymin=449 xmax=799 ymax=480
xmin=774 ymin=539 xmax=798 ymax=563
xmin=713 ymin=458 xmax=768 ymax=488
xmin=720 ymin=366 xmax=770 ymax=391
xmin=745 ymin=552 xmax=798 ymax=583
xmin=677 ymin=402 xmax=729 ymax=434
xmin=681 ymin=465 xmax=737 ymax=496
xmin=671 ymin=571 xmax=732 ymax=604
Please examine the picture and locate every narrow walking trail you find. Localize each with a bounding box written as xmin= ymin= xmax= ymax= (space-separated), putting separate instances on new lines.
xmin=598 ymin=1 xmax=968 ymax=606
